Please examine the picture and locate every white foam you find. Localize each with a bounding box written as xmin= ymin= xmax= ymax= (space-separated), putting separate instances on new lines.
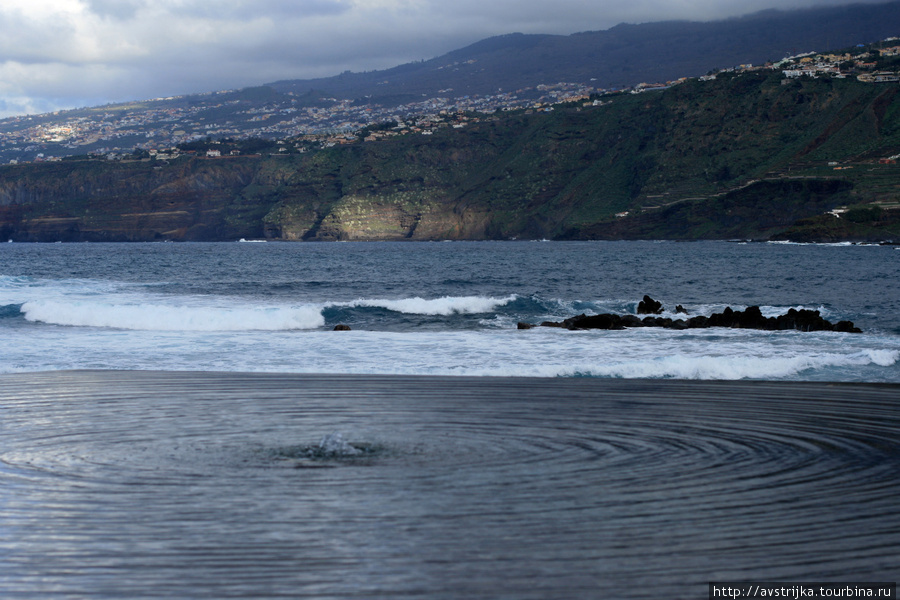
xmin=317 ymin=432 xmax=361 ymax=456
xmin=432 ymin=346 xmax=900 ymax=380
xmin=867 ymin=349 xmax=900 ymax=367
xmin=341 ymin=295 xmax=517 ymax=316
xmin=574 ymin=349 xmax=899 ymax=380
xmin=20 ymin=300 xmax=325 ymax=331
xmin=2 ymin=324 xmax=899 ymax=381
xmin=767 ymin=240 xmax=868 ymax=247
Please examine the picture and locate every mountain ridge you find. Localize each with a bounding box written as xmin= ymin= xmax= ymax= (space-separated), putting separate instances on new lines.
xmin=2 ymin=2 xmax=900 ymax=165
xmin=268 ymin=2 xmax=900 ymax=101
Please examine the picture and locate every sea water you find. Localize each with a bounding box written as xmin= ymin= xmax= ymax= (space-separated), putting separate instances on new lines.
xmin=1 ymin=240 xmax=899 ymax=381
xmin=2 ymin=240 xmax=900 ymax=599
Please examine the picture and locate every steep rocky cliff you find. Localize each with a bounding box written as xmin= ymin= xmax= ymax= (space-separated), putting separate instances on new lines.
xmin=2 ymin=72 xmax=900 ymax=243
xmin=0 ymin=159 xmax=258 ymax=241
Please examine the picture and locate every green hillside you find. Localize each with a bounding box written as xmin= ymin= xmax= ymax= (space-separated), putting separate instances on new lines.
xmin=2 ymin=71 xmax=900 ymax=242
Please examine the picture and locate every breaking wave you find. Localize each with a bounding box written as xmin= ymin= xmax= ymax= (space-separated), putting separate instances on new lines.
xmin=17 ymin=294 xmax=520 ymax=331
xmin=0 ymin=303 xmax=23 ymax=319
xmin=336 ymin=295 xmax=518 ymax=316
xmin=20 ymin=300 xmax=325 ymax=331
xmin=551 ymin=349 xmax=900 ymax=380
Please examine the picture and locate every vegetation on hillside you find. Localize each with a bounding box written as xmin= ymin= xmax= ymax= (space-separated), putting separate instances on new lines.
xmin=2 ymin=72 xmax=900 ymax=242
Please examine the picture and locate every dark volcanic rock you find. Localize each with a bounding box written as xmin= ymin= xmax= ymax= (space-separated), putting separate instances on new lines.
xmin=535 ymin=298 xmax=862 ymax=333
xmin=637 ymin=295 xmax=663 ymax=315
xmin=704 ymin=306 xmax=862 ymax=332
xmin=641 ymin=316 xmax=671 ymax=328
xmin=687 ymin=315 xmax=710 ymax=329
xmin=834 ymin=320 xmax=863 ymax=333
xmin=619 ymin=315 xmax=645 ymax=328
xmin=562 ymin=313 xmax=626 ymax=330
xmin=708 ymin=306 xmax=736 ymax=328
xmin=771 ymin=308 xmax=857 ymax=332
xmin=737 ymin=305 xmax=768 ymax=329
xmin=333 ymin=324 xmax=352 ymax=331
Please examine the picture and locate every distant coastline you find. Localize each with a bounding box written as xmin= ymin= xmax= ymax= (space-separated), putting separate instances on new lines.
xmin=2 ymin=72 xmax=900 ymax=244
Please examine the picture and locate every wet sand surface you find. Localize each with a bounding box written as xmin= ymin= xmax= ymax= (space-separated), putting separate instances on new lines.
xmin=1 ymin=371 xmax=898 ymax=599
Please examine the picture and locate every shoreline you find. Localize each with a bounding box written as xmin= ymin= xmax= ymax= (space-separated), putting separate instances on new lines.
xmin=4 ymin=238 xmax=900 ymax=244
xmin=4 ymin=369 xmax=899 ymax=398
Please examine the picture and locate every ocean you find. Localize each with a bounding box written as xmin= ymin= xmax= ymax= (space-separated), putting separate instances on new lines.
xmin=2 ymin=240 xmax=900 ymax=599
xmin=1 ymin=239 xmax=899 ymax=380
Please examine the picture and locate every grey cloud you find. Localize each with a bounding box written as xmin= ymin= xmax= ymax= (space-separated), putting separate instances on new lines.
xmin=81 ymin=0 xmax=350 ymax=23
xmin=168 ymin=0 xmax=351 ymax=20
xmin=237 ymin=0 xmax=351 ymax=19
xmin=83 ymin=0 xmax=146 ymax=21
xmin=0 ymin=0 xmax=893 ymax=118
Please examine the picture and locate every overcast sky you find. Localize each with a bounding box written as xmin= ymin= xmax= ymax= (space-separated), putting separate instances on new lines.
xmin=0 ymin=0 xmax=887 ymax=118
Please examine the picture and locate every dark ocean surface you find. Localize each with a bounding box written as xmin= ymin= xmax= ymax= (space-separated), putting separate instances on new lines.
xmin=1 ymin=240 xmax=898 ymax=380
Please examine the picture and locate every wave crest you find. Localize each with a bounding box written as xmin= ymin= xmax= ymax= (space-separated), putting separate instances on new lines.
xmin=574 ymin=349 xmax=900 ymax=380
xmin=21 ymin=300 xmax=325 ymax=331
xmin=340 ymin=295 xmax=517 ymax=316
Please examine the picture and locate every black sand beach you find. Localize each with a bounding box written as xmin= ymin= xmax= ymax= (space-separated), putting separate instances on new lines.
xmin=1 ymin=371 xmax=898 ymax=599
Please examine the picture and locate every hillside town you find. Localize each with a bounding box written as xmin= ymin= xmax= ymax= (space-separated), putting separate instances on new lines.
xmin=1 ymin=38 xmax=899 ymax=165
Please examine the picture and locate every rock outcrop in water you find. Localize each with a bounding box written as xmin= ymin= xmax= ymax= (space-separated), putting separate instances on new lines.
xmin=637 ymin=295 xmax=663 ymax=315
xmin=530 ymin=296 xmax=862 ymax=333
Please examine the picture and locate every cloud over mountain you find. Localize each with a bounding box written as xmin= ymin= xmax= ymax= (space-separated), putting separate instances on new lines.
xmin=0 ymin=0 xmax=892 ymax=117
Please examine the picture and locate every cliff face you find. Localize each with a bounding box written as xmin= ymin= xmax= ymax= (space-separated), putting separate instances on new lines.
xmin=2 ymin=72 xmax=900 ymax=243
xmin=0 ymin=149 xmax=497 ymax=242
xmin=0 ymin=160 xmax=259 ymax=241
xmin=253 ymin=145 xmax=495 ymax=241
